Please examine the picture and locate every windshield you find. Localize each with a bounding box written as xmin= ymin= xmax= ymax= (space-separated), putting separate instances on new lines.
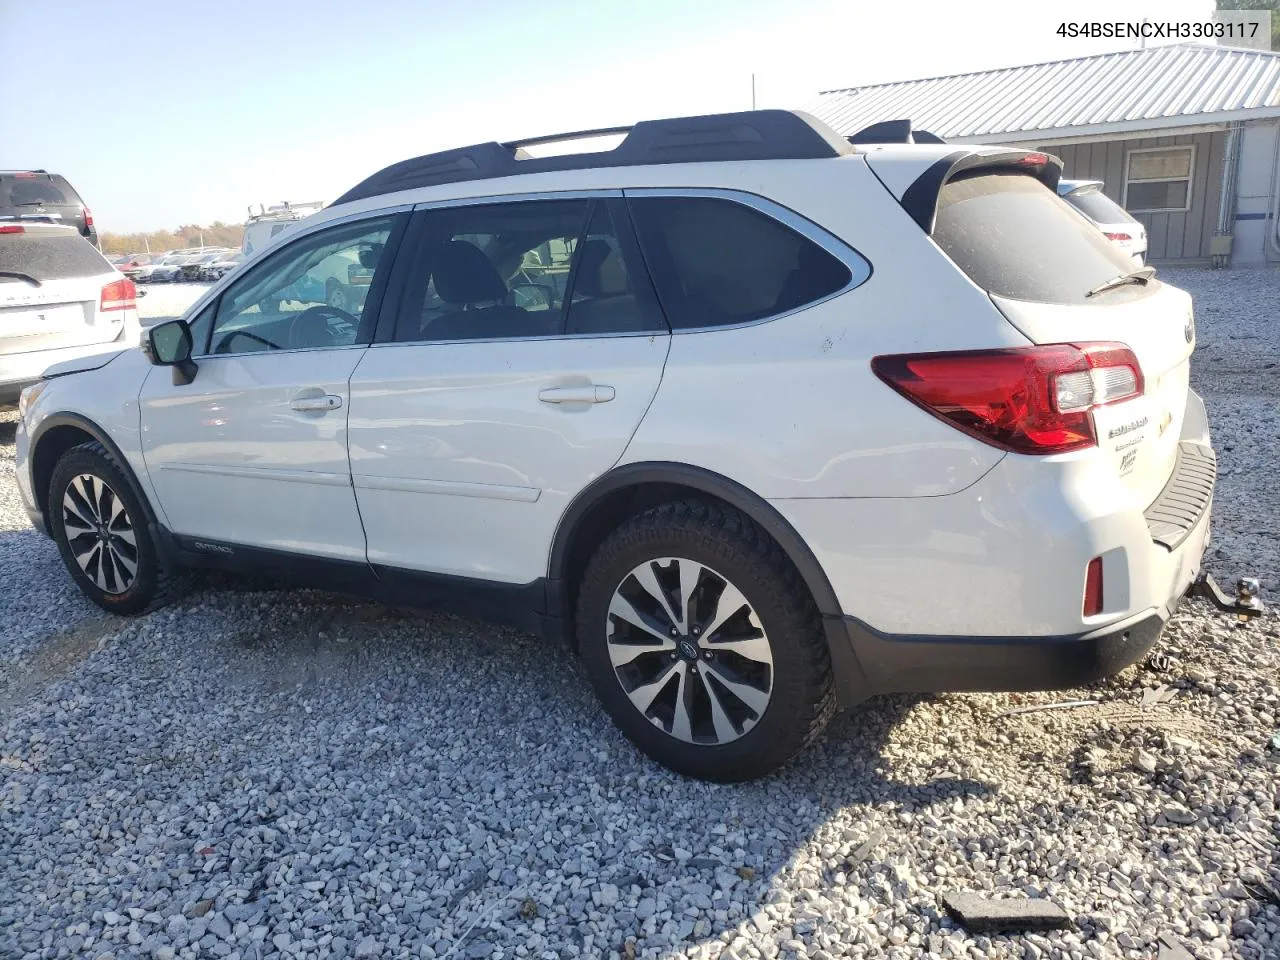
xmin=932 ymin=172 xmax=1145 ymax=305
xmin=1064 ymin=186 xmax=1139 ymax=225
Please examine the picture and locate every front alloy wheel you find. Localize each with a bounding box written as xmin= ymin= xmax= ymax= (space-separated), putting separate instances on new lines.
xmin=607 ymin=557 xmax=774 ymax=745
xmin=61 ymin=474 xmax=138 ymax=594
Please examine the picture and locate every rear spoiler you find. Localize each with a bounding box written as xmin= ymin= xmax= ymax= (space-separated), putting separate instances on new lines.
xmin=848 ymin=119 xmax=947 ymax=145
xmin=897 ymin=149 xmax=1064 ymax=233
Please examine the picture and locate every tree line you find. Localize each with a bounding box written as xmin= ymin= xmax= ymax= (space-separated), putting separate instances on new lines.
xmin=99 ymin=221 xmax=245 ymax=256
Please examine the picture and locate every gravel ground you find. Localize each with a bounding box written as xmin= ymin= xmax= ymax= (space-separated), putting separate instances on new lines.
xmin=0 ymin=268 xmax=1277 ymax=960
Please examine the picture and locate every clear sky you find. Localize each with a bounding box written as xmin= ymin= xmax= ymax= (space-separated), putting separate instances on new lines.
xmin=0 ymin=0 xmax=1214 ymax=233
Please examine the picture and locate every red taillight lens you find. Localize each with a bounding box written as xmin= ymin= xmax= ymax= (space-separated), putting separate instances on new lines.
xmin=1083 ymin=557 xmax=1104 ymax=616
xmin=0 ymin=224 xmax=25 ymax=234
xmin=871 ymin=342 xmax=1144 ymax=455
xmin=1017 ymin=152 xmax=1050 ymax=166
xmin=84 ymin=207 xmax=94 ymax=228
xmin=1103 ymin=232 xmax=1132 ymax=242
xmin=100 ymin=277 xmax=137 ymax=312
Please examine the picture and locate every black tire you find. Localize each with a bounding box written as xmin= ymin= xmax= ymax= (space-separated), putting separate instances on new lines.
xmin=576 ymin=499 xmax=835 ymax=782
xmin=49 ymin=441 xmax=195 ymax=616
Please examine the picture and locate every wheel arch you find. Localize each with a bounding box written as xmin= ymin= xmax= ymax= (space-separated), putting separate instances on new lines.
xmin=548 ymin=461 xmax=843 ymax=626
xmin=29 ymin=413 xmax=157 ymax=536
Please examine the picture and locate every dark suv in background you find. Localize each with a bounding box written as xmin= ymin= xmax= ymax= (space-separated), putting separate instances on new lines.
xmin=0 ymin=171 xmax=98 ymax=248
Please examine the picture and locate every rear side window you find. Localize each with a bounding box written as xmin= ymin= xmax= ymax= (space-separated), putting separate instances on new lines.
xmin=933 ymin=173 xmax=1139 ymax=305
xmin=628 ymin=196 xmax=854 ymax=330
xmin=0 ymin=232 xmax=109 ymax=282
xmin=1064 ymin=186 xmax=1138 ymax=225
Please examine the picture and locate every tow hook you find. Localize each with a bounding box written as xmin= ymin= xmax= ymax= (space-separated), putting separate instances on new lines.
xmin=1188 ymin=574 xmax=1265 ymax=623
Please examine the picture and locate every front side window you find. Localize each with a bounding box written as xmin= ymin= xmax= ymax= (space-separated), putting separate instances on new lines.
xmin=205 ymin=215 xmax=396 ymax=355
xmin=1124 ymin=146 xmax=1193 ymax=213
xmin=627 ymin=196 xmax=854 ymax=330
xmin=393 ymin=198 xmax=664 ymax=343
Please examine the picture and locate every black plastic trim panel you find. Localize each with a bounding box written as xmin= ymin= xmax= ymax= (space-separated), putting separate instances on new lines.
xmin=1145 ymin=441 xmax=1216 ymax=550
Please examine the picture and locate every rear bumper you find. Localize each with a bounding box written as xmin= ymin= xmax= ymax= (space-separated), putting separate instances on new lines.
xmin=777 ymin=390 xmax=1214 ymax=703
xmin=833 ymin=607 xmax=1166 ymax=697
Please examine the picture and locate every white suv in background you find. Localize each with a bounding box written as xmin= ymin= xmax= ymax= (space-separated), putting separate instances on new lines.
xmin=14 ymin=111 xmax=1213 ymax=781
xmin=1 ymin=222 xmax=139 ymax=404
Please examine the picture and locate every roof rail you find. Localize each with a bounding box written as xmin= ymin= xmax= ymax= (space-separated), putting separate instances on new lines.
xmin=848 ymin=119 xmax=947 ymax=145
xmin=333 ymin=110 xmax=853 ymax=206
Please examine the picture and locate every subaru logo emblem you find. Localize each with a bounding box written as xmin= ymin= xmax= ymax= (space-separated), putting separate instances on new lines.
xmin=677 ymin=639 xmax=699 ymax=661
xmin=1184 ymin=315 xmax=1194 ymax=344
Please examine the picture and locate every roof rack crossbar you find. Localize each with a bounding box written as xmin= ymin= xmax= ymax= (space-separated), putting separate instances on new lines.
xmin=502 ymin=125 xmax=634 ymax=151
xmin=333 ymin=110 xmax=853 ymax=206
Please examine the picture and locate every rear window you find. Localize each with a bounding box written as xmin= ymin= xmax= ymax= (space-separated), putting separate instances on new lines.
xmin=933 ymin=173 xmax=1141 ymax=305
xmin=0 ymin=175 xmax=80 ymax=208
xmin=0 ymin=232 xmax=110 ymax=282
xmin=1064 ymin=186 xmax=1138 ymax=225
xmin=628 ymin=196 xmax=855 ymax=329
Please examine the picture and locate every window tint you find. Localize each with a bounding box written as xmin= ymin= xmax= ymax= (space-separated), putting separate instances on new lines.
xmin=206 ymin=216 xmax=396 ymax=355
xmin=1063 ymin=187 xmax=1137 ymax=225
xmin=0 ymin=232 xmax=109 ymax=282
xmin=0 ymin=176 xmax=75 ymax=207
xmin=627 ymin=197 xmax=852 ymax=330
xmin=933 ymin=173 xmax=1140 ymax=305
xmin=565 ymin=202 xmax=663 ymax=336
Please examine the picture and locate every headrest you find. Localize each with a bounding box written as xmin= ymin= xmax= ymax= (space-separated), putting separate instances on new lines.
xmin=358 ymin=244 xmax=382 ymax=269
xmin=575 ymin=237 xmax=628 ymax=298
xmin=432 ymin=240 xmax=508 ymax=304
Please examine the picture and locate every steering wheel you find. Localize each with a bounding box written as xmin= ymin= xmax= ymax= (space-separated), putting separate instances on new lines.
xmin=216 ymin=329 xmax=282 ymax=353
xmin=287 ymin=304 xmax=360 ymax=349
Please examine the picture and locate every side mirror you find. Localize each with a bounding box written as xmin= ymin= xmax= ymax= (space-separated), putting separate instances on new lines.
xmin=146 ymin=318 xmax=198 ymax=385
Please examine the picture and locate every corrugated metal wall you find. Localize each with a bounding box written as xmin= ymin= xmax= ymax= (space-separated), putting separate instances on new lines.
xmin=1039 ymin=132 xmax=1227 ymax=263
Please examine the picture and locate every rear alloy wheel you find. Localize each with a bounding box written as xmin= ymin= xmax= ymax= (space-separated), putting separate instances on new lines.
xmin=607 ymin=557 xmax=774 ymax=745
xmin=577 ymin=500 xmax=835 ymax=781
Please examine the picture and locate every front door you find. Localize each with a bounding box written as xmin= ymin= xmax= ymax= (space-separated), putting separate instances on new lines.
xmin=347 ymin=196 xmax=670 ymax=585
xmin=139 ymin=212 xmax=405 ymax=563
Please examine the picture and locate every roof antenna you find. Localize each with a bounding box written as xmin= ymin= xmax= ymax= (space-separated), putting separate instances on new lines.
xmin=751 ymin=73 xmax=756 ymax=110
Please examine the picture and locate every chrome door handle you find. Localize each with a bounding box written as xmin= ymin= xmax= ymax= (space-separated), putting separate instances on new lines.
xmin=538 ymin=384 xmax=615 ymax=404
xmin=290 ymin=394 xmax=343 ymax=412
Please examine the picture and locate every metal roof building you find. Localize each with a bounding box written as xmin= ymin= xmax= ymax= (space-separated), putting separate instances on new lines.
xmin=811 ymin=44 xmax=1280 ymax=266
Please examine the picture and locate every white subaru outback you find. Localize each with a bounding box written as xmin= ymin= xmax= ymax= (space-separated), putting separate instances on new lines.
xmin=15 ymin=111 xmax=1213 ymax=781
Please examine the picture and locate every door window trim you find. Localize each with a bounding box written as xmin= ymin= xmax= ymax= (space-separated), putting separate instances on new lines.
xmin=371 ymin=191 xmax=667 ymax=347
xmin=622 ymin=187 xmax=872 ymax=335
xmin=191 ymin=209 xmax=410 ymax=359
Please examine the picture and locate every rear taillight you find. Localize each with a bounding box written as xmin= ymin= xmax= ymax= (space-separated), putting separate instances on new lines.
xmin=100 ymin=277 xmax=137 ymax=312
xmin=871 ymin=342 xmax=1144 ymax=455
xmin=0 ymin=224 xmax=24 ymax=234
xmin=1103 ymin=232 xmax=1132 ymax=242
xmin=84 ymin=207 xmax=94 ymax=229
xmin=1083 ymin=557 xmax=1104 ymax=616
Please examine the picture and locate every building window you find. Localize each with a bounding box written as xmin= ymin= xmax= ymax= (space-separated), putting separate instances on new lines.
xmin=1124 ymin=146 xmax=1194 ymax=213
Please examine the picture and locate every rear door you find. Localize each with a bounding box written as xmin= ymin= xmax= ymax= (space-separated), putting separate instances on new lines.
xmin=927 ymin=168 xmax=1194 ymax=505
xmin=346 ymin=195 xmax=670 ymax=585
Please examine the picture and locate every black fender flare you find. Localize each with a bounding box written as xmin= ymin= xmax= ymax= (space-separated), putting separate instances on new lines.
xmin=28 ymin=412 xmax=161 ymax=536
